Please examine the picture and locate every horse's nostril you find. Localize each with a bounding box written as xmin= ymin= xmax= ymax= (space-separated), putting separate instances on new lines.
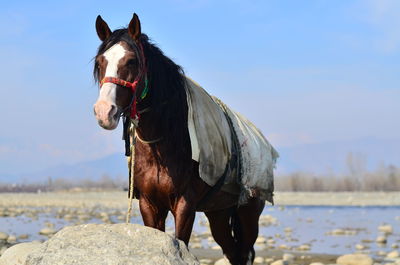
xmin=110 ymin=105 xmax=118 ymax=117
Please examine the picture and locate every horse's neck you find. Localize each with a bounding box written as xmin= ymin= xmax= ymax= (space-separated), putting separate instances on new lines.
xmin=135 ymin=96 xmax=191 ymax=167
xmin=136 ymin=110 xmax=164 ymax=146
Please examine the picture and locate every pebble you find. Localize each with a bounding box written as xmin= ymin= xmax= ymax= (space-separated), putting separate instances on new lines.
xmin=6 ymin=235 xmax=17 ymax=244
xmin=214 ymin=258 xmax=229 ymax=265
xmin=63 ymin=214 xmax=74 ymax=220
xmin=284 ymin=227 xmax=293 ymax=233
xmin=265 ymin=258 xmax=274 ymax=263
xmin=377 ymin=251 xmax=387 ymax=256
xmin=270 ymin=260 xmax=288 ymax=265
xmin=253 ymin=256 xmax=264 ymax=264
xmin=392 ymin=243 xmax=399 ymax=249
xmin=0 ymin=232 xmax=9 ymax=241
xmin=361 ymin=239 xmax=373 ymax=243
xmin=387 ymin=250 xmax=399 ymax=259
xmin=329 ymin=229 xmax=345 ymax=235
xmin=282 ymin=253 xmax=295 ymax=262
xmin=18 ymin=234 xmax=29 ymax=240
xmin=379 ymin=224 xmax=393 ymax=234
xmin=191 ymin=243 xmax=202 ymax=248
xmin=297 ymin=244 xmax=311 ymax=251
xmin=199 ymin=258 xmax=213 ymax=264
xmin=259 ymin=214 xmax=278 ymax=226
xmin=44 ymin=222 xmax=55 ymax=228
xmin=279 ymin=244 xmax=289 ymax=250
xmin=376 ymin=236 xmax=387 ymax=244
xmin=39 ymin=228 xmax=56 ymax=236
xmin=336 ymin=253 xmax=373 ymax=265
xmin=78 ymin=214 xmax=91 ymax=222
xmin=309 ymin=263 xmax=324 ymax=265
xmin=256 ymin=236 xmax=267 ymax=244
xmin=356 ymin=244 xmax=368 ymax=250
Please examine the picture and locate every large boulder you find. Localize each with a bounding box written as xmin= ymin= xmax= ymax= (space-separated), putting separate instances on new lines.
xmin=21 ymin=223 xmax=198 ymax=265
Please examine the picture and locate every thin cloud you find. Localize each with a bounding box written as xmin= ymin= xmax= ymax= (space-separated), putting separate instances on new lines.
xmin=359 ymin=0 xmax=400 ymax=53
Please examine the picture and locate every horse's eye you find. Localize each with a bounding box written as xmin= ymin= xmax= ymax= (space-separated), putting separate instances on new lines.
xmin=127 ymin=59 xmax=137 ymax=65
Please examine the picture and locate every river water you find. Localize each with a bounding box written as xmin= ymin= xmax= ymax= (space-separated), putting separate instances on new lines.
xmin=0 ymin=205 xmax=399 ymax=257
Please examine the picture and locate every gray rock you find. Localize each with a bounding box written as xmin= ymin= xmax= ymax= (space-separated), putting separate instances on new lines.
xmin=376 ymin=236 xmax=387 ymax=244
xmin=0 ymin=242 xmax=42 ymax=265
xmin=26 ymin=223 xmax=198 ymax=265
xmin=282 ymin=253 xmax=295 ymax=262
xmin=0 ymin=233 xmax=8 ymax=241
xmin=336 ymin=253 xmax=373 ymax=265
xmin=387 ymin=250 xmax=399 ymax=259
xmin=271 ymin=260 xmax=289 ymax=265
xmin=38 ymin=227 xmax=56 ymax=236
xmin=6 ymin=235 xmax=17 ymax=244
xmin=253 ymin=256 xmax=264 ymax=264
xmin=378 ymin=224 xmax=393 ymax=234
xmin=214 ymin=257 xmax=230 ymax=265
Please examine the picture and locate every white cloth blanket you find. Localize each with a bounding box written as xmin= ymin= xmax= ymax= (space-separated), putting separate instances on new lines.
xmin=185 ymin=77 xmax=279 ymax=205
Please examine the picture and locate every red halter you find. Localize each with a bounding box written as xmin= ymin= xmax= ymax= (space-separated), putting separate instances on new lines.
xmin=100 ymin=41 xmax=146 ymax=119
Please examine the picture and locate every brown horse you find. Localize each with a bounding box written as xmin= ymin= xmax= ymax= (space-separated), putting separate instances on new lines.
xmin=93 ymin=13 xmax=269 ymax=265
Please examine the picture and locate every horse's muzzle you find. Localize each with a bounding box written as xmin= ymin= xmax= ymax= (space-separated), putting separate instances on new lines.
xmin=94 ymin=100 xmax=119 ymax=130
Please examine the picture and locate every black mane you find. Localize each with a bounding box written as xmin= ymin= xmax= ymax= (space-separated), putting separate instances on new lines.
xmin=94 ymin=29 xmax=190 ymax=165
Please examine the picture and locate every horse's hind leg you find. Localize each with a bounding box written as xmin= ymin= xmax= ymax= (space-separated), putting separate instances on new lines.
xmin=235 ymin=198 xmax=265 ymax=265
xmin=205 ymin=209 xmax=238 ymax=264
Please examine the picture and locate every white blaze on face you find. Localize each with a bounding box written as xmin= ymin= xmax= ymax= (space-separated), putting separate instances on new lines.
xmin=94 ymin=42 xmax=127 ymax=129
xmin=97 ymin=43 xmax=127 ymax=105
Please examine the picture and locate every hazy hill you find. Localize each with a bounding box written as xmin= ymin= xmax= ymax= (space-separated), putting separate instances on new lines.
xmin=0 ymin=153 xmax=127 ymax=184
xmin=276 ymin=137 xmax=400 ymax=174
xmin=1 ymin=137 xmax=399 ymax=184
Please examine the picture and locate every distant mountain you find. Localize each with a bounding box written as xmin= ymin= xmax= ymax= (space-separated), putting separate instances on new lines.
xmin=1 ymin=137 xmax=399 ymax=184
xmin=0 ymin=153 xmax=128 ymax=184
xmin=276 ymin=137 xmax=400 ymax=175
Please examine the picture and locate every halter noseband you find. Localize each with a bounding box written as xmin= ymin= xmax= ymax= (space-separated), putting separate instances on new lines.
xmin=100 ymin=41 xmax=147 ymax=120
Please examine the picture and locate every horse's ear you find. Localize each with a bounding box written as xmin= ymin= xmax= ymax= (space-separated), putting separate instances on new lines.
xmin=128 ymin=13 xmax=141 ymax=42
xmin=96 ymin=15 xmax=112 ymax=41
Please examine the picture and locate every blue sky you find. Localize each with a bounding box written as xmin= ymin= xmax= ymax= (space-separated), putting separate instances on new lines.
xmin=0 ymin=0 xmax=399 ymax=175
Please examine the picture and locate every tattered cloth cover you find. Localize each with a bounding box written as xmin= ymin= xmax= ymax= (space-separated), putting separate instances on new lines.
xmin=185 ymin=77 xmax=279 ymax=205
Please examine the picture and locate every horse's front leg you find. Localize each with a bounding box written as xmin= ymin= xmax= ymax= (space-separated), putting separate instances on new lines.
xmin=172 ymin=196 xmax=196 ymax=245
xmin=139 ymin=195 xmax=168 ymax=231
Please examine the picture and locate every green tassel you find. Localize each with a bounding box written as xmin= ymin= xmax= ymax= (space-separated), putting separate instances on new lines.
xmin=140 ymin=77 xmax=149 ymax=99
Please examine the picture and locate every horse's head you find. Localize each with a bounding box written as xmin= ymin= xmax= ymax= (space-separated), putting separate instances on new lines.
xmin=93 ymin=14 xmax=145 ymax=130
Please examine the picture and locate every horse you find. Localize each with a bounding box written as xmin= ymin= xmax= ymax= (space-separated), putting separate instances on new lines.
xmin=93 ymin=13 xmax=273 ymax=265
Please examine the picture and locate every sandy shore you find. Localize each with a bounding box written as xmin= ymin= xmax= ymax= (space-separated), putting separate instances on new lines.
xmin=274 ymin=192 xmax=400 ymax=206
xmin=0 ymin=191 xmax=398 ymax=208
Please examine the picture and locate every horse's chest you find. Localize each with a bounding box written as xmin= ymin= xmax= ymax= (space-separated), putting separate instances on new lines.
xmin=135 ymin=164 xmax=182 ymax=194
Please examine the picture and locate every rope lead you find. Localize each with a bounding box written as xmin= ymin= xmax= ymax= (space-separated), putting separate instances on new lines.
xmin=126 ymin=119 xmax=138 ymax=223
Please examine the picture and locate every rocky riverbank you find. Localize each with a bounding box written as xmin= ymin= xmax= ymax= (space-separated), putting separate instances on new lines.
xmin=0 ymin=191 xmax=399 ymax=264
xmin=1 ymin=191 xmax=399 ymax=209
